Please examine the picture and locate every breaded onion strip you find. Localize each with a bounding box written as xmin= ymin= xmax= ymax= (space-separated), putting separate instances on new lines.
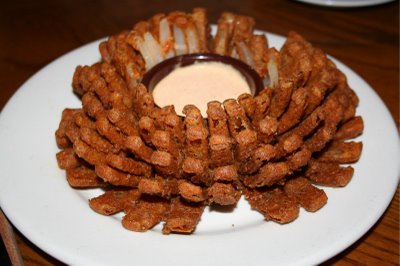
xmin=208 ymin=183 xmax=241 ymax=205
xmin=178 ymin=180 xmax=207 ymax=202
xmin=131 ymin=83 xmax=155 ymax=117
xmin=182 ymin=157 xmax=209 ymax=185
xmin=191 ymin=8 xmax=210 ymax=53
xmin=279 ymin=31 xmax=313 ymax=88
xmin=254 ymin=133 xmax=303 ymax=165
xmin=168 ymin=11 xmax=189 ymax=55
xmin=151 ymin=130 xmax=180 ymax=160
xmin=267 ymin=81 xmax=294 ymax=119
xmin=185 ymin=19 xmax=200 ymax=54
xmin=317 ymin=141 xmax=363 ymax=164
xmin=207 ymin=101 xmax=230 ymax=136
xmin=231 ymin=15 xmax=255 ymax=44
xmin=305 ymin=159 xmax=354 ymax=187
xmin=151 ymin=150 xmax=179 ymax=178
xmin=127 ymin=22 xmax=163 ymax=71
xmin=244 ymin=148 xmax=311 ymax=188
xmin=234 ymin=129 xmax=258 ymax=174
xmin=253 ymin=88 xmax=274 ymax=124
xmin=90 ymin=75 xmax=112 ymax=108
xmin=107 ymin=107 xmax=139 ymax=137
xmin=265 ymin=48 xmax=280 ymax=89
xmin=257 ymin=116 xmax=278 ymax=143
xmin=125 ymin=135 xmax=154 ymax=164
xmin=64 ymin=120 xmax=80 ymax=144
xmin=238 ymin=89 xmax=275 ymax=143
xmin=122 ymin=196 xmax=170 ymax=232
xmin=66 ymin=166 xmax=105 ymax=188
xmin=73 ymin=138 xmax=107 ymax=166
xmin=208 ymin=135 xmax=234 ymax=168
xmin=235 ymin=41 xmax=255 ymax=68
xmin=159 ymin=17 xmax=175 ymax=58
xmin=277 ymin=86 xmax=308 ymax=134
xmin=89 ymin=189 xmax=141 ymax=215
xmin=55 ymin=108 xmax=81 ymax=149
xmin=223 ymin=99 xmax=253 ymax=137
xmin=223 ymin=99 xmax=257 ymax=174
xmin=99 ymin=41 xmax=112 ymax=63
xmin=79 ymin=126 xmax=117 ymax=154
xmin=245 ymin=187 xmax=299 ymax=224
xmin=183 ymin=105 xmax=209 ymax=160
xmin=206 ymin=101 xmax=241 ymax=203
xmin=281 ymin=79 xmax=350 ymax=145
xmin=72 ymin=63 xmax=101 ymax=97
xmin=207 ymin=101 xmax=234 ymax=167
xmin=163 ymin=112 xmax=185 ymax=147
xmin=181 ymin=105 xmax=210 ymax=184
xmin=106 ymin=153 xmax=152 ymax=177
xmin=267 ymin=32 xmax=314 ymax=119
xmin=150 ymin=127 xmax=182 ymax=179
xmin=104 ymin=31 xmax=144 ymax=88
xmin=162 ymin=197 xmax=205 ymax=234
xmin=212 ymin=165 xmax=239 ymax=183
xmin=148 ymin=13 xmax=164 ymax=42
xmin=284 ymin=176 xmax=327 ymax=212
xmin=56 ymin=148 xmax=82 ymax=170
xmin=334 ymin=116 xmax=364 ymax=140
xmin=82 ymin=92 xmax=105 ymax=119
xmin=100 ymin=63 xmax=134 ymax=109
xmin=95 ymin=115 xmax=126 ymax=148
xmin=95 ymin=164 xmax=141 ymax=187
xmin=213 ymin=12 xmax=235 ymax=55
xmin=303 ymin=49 xmax=339 ymax=116
xmin=156 ymin=108 xmax=185 ymax=144
xmin=237 ymin=93 xmax=256 ymax=119
xmin=249 ymin=34 xmax=269 ymax=77
xmin=338 ymin=76 xmax=359 ymax=123
xmin=230 ymin=15 xmax=255 ymax=66
xmin=138 ymin=176 xmax=178 ymax=199
xmin=303 ymin=84 xmax=353 ymax=153
xmin=138 ymin=116 xmax=156 ymax=144
xmin=73 ymin=110 xmax=96 ymax=130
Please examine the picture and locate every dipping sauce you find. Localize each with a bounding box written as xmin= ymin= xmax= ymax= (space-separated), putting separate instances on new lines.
xmin=152 ymin=61 xmax=251 ymax=117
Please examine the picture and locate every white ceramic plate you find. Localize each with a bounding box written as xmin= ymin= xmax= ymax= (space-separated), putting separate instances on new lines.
xmin=295 ymin=0 xmax=395 ymax=7
xmin=0 ymin=31 xmax=399 ymax=266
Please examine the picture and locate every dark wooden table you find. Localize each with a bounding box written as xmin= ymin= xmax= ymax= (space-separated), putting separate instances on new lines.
xmin=0 ymin=0 xmax=398 ymax=265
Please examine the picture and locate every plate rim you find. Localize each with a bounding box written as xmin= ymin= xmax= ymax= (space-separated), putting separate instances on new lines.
xmin=295 ymin=0 xmax=395 ymax=7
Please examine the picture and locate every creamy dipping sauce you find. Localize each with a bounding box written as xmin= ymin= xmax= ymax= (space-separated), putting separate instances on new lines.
xmin=152 ymin=62 xmax=251 ymax=117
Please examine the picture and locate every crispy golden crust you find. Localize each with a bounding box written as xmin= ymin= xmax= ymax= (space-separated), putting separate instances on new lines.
xmin=317 ymin=141 xmax=363 ymax=164
xmin=106 ymin=153 xmax=152 ymax=177
xmin=56 ymin=148 xmax=82 ymax=170
xmin=208 ymin=183 xmax=241 ymax=205
xmin=305 ymin=159 xmax=354 ymax=187
xmin=162 ymin=197 xmax=205 ymax=234
xmin=122 ymin=196 xmax=170 ymax=232
xmin=178 ymin=180 xmax=207 ymax=202
xmin=89 ymin=189 xmax=141 ymax=215
xmin=95 ymin=164 xmax=141 ymax=187
xmin=138 ymin=176 xmax=178 ymax=199
xmin=284 ymin=176 xmax=327 ymax=212
xmin=66 ymin=166 xmax=105 ymax=188
xmin=334 ymin=116 xmax=364 ymax=140
xmin=55 ymin=108 xmax=81 ymax=149
xmin=245 ymin=187 xmax=299 ymax=224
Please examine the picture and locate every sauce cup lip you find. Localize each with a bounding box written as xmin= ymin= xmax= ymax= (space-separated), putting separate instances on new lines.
xmin=141 ymin=53 xmax=264 ymax=97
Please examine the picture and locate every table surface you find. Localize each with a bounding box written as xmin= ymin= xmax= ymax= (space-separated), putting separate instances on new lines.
xmin=0 ymin=0 xmax=398 ymax=265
